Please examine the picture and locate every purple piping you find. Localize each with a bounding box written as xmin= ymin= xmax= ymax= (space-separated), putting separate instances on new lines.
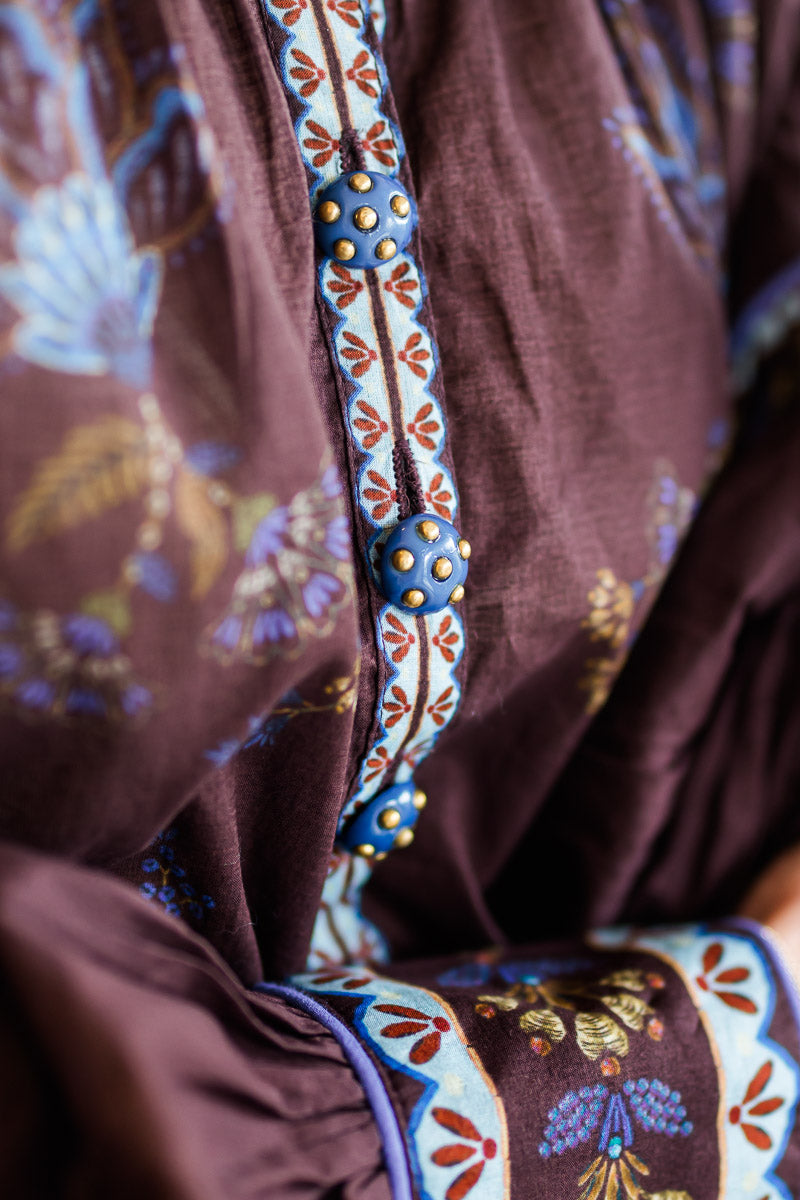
xmin=255 ymin=981 xmax=413 ymax=1200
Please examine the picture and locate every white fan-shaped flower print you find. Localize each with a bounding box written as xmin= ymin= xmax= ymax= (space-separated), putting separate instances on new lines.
xmin=0 ymin=172 xmax=163 ymax=387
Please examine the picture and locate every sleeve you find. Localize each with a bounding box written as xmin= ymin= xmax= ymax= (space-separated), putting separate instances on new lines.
xmin=0 ymin=841 xmax=390 ymax=1200
xmin=0 ymin=3 xmax=385 ymax=1196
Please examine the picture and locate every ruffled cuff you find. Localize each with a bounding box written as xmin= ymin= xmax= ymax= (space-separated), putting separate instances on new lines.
xmin=275 ymin=920 xmax=800 ymax=1200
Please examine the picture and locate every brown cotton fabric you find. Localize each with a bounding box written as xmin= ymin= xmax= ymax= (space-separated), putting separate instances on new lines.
xmin=0 ymin=0 xmax=799 ymax=1195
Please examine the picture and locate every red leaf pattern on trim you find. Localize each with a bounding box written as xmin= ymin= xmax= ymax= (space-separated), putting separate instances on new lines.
xmin=409 ymin=1031 xmax=443 ymax=1063
xmin=346 ymin=49 xmax=380 ymax=98
xmin=431 ymin=1145 xmax=475 ymax=1167
xmin=303 ymin=120 xmax=340 ymax=167
xmin=696 ymin=942 xmax=758 ymax=1013
xmin=384 ymin=684 xmax=411 ymax=727
xmin=363 ymin=469 xmax=396 ymax=521
xmin=433 ymin=1110 xmax=482 ymax=1141
xmin=384 ymin=611 xmax=415 ymax=662
xmin=446 ymin=1161 xmax=485 ymax=1200
xmin=424 ymin=471 xmax=453 ymax=519
xmin=384 ymin=262 xmax=419 ymax=309
xmin=432 ymin=615 xmax=459 ymax=662
xmin=325 ymin=0 xmax=361 ymax=27
xmin=363 ymin=744 xmax=390 ymax=782
xmin=428 ymin=685 xmax=454 ymax=726
xmin=360 ymin=119 xmax=397 ymax=169
xmin=729 ymin=1061 xmax=784 ymax=1152
xmin=341 ymin=331 xmax=378 ymax=378
xmin=273 ymin=0 xmax=307 ymax=25
xmin=289 ymin=49 xmax=325 ymax=96
xmin=398 ymin=331 xmax=430 ymax=379
xmin=407 ymin=401 xmax=440 ymax=450
xmin=328 ymin=263 xmax=364 ymax=309
xmin=354 ymin=400 xmax=389 ymax=449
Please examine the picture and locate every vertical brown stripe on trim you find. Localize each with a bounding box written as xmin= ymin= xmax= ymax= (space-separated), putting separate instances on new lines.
xmin=366 ymin=271 xmax=406 ymax=442
xmin=309 ymin=0 xmax=356 ymax=137
xmin=401 ymin=614 xmax=430 ymax=753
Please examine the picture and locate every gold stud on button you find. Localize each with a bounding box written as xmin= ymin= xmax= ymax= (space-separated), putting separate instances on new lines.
xmin=333 ymin=238 xmax=356 ymax=261
xmin=449 ymin=584 xmax=465 ymax=604
xmin=393 ymin=828 xmax=415 ymax=849
xmin=458 ymin=538 xmax=472 ymax=560
xmin=375 ymin=238 xmax=397 ymax=261
xmin=412 ymin=788 xmax=427 ymax=811
xmin=417 ymin=519 xmax=440 ymax=543
xmin=391 ymin=548 xmax=415 ymax=572
xmin=353 ymin=205 xmax=378 ymax=231
xmin=348 ymin=172 xmax=373 ymax=193
xmin=317 ymin=200 xmax=341 ymax=224
xmin=432 ymin=556 xmax=453 ymax=581
xmin=402 ymin=588 xmax=426 ymax=609
xmin=390 ymin=194 xmax=411 ymax=218
xmin=354 ymin=842 xmax=376 ymax=858
xmin=378 ymin=807 xmax=401 ymax=830
xmin=374 ymin=851 xmax=388 ymax=862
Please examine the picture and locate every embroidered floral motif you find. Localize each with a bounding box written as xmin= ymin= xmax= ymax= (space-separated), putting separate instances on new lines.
xmin=582 ymin=569 xmax=634 ymax=650
xmin=579 ymin=459 xmax=696 ymax=714
xmin=363 ymin=469 xmax=397 ymax=521
xmin=139 ymin=828 xmax=216 ymax=922
xmin=539 ymin=1078 xmax=693 ymax=1200
xmin=703 ymin=0 xmax=757 ymax=105
xmin=302 ymin=120 xmax=340 ymax=167
xmin=0 ymin=598 xmax=152 ymax=722
xmin=474 ymin=965 xmax=668 ymax=1067
xmin=0 ymin=173 xmax=162 ymax=388
xmin=273 ymin=0 xmax=308 ymax=27
xmin=427 ymin=685 xmax=454 ymax=727
xmin=206 ymin=463 xmax=352 ymax=663
xmin=363 ymin=743 xmax=391 ymax=782
xmin=0 ymin=2 xmax=227 ymax=390
xmin=327 ymin=0 xmax=362 ymax=29
xmin=204 ymin=671 xmax=357 ymax=766
xmin=599 ymin=1 xmax=729 ymax=268
xmin=590 ymin=925 xmax=800 ymax=1197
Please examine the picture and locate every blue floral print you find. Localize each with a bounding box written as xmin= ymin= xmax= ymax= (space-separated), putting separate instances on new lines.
xmin=0 ymin=173 xmax=162 ymax=387
xmin=0 ymin=599 xmax=152 ymax=720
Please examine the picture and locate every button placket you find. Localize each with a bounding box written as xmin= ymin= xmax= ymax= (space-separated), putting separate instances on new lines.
xmin=263 ymin=0 xmax=468 ymax=962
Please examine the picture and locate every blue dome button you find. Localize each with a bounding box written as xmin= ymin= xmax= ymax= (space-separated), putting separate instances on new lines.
xmin=314 ymin=171 xmax=416 ymax=269
xmin=338 ymin=782 xmax=427 ymax=859
xmin=380 ymin=514 xmax=470 ymax=615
